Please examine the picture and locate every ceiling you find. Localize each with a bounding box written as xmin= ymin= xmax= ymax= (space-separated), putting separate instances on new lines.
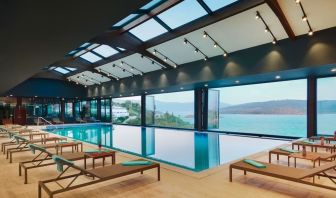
xmin=0 ymin=0 xmax=150 ymax=94
xmin=3 ymin=0 xmax=336 ymax=95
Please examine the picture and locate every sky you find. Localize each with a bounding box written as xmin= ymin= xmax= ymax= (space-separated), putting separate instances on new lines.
xmin=150 ymin=91 xmax=194 ymax=103
xmin=213 ymin=79 xmax=308 ymax=105
xmin=317 ymin=77 xmax=336 ymax=100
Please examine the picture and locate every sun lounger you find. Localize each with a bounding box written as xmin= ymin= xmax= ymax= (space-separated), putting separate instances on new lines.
xmin=230 ymin=159 xmax=336 ymax=191
xmin=52 ymin=118 xmax=64 ymax=125
xmin=38 ymin=157 xmax=160 ymax=198
xmin=19 ymin=144 xmax=114 ymax=184
xmin=75 ymin=117 xmax=87 ymax=123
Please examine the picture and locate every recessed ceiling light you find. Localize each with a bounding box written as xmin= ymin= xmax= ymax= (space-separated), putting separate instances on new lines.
xmin=145 ymin=92 xmax=148 ymax=94
xmin=235 ymin=80 xmax=240 ymax=84
xmin=9 ymin=94 xmax=13 ymax=97
xmin=120 ymin=94 xmax=122 ymax=97
xmin=161 ymin=89 xmax=164 ymax=92
xmin=275 ymin=75 xmax=281 ymax=79
xmin=34 ymin=96 xmax=38 ymax=98
xmin=204 ymin=84 xmax=208 ymax=87
xmin=331 ymin=68 xmax=336 ymax=72
xmin=180 ymin=87 xmax=184 ymax=90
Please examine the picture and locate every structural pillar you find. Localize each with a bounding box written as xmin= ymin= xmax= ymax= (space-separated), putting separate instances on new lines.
xmin=307 ymin=76 xmax=317 ymax=138
xmin=141 ymin=94 xmax=146 ymax=127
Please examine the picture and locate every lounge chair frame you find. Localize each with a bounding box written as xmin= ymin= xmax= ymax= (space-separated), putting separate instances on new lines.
xmin=230 ymin=160 xmax=336 ymax=191
xmin=38 ymin=159 xmax=160 ymax=198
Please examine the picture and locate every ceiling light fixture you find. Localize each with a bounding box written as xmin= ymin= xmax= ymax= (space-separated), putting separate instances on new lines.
xmin=203 ymin=31 xmax=229 ymax=57
xmin=275 ymin=75 xmax=281 ymax=79
xmin=331 ymin=68 xmax=336 ymax=72
xmin=295 ymin=1 xmax=314 ymax=36
xmin=151 ymin=49 xmax=179 ymax=69
xmin=255 ymin=11 xmax=278 ymax=45
xmin=184 ymin=38 xmax=209 ymax=61
xmin=96 ymin=67 xmax=119 ymax=81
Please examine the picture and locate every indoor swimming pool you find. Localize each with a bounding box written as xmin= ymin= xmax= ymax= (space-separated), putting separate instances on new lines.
xmin=46 ymin=124 xmax=289 ymax=172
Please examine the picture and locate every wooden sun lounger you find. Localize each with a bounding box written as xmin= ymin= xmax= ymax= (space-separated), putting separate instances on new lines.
xmin=230 ymin=160 xmax=336 ymax=191
xmin=19 ymin=144 xmax=113 ymax=184
xmin=38 ymin=158 xmax=160 ymax=198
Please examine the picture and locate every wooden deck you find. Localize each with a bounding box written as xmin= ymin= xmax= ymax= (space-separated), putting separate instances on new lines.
xmin=0 ymin=133 xmax=335 ymax=198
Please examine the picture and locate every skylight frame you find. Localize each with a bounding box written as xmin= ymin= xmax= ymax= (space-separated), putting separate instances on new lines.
xmin=113 ymin=13 xmax=141 ymax=27
xmin=157 ymin=0 xmax=208 ymax=29
xmin=140 ymin=0 xmax=166 ymax=10
xmin=80 ymin=52 xmax=103 ymax=63
xmin=129 ymin=18 xmax=168 ymax=41
xmin=202 ymin=0 xmax=238 ymax=12
xmin=54 ymin=67 xmax=70 ymax=74
xmin=93 ymin=45 xmax=119 ymax=58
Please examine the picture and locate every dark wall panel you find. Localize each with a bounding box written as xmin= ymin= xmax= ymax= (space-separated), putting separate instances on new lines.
xmin=88 ymin=27 xmax=336 ymax=97
xmin=7 ymin=78 xmax=86 ymax=98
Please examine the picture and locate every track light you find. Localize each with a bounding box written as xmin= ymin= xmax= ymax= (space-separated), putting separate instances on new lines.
xmin=272 ymin=39 xmax=277 ymax=44
xmin=203 ymin=31 xmax=229 ymax=58
xmin=173 ymin=64 xmax=177 ymax=68
xmin=84 ymin=85 xmax=87 ymax=88
xmin=76 ymin=82 xmax=79 ymax=85
xmin=141 ymin=55 xmax=144 ymax=58
xmin=152 ymin=61 xmax=155 ymax=64
xmin=308 ymin=29 xmax=313 ymax=36
xmin=223 ymin=53 xmax=228 ymax=57
xmin=164 ymin=57 xmax=167 ymax=62
xmin=153 ymin=50 xmax=156 ymax=55
xmin=203 ymin=32 xmax=208 ymax=38
xmin=295 ymin=0 xmax=300 ymax=3
xmin=213 ymin=43 xmax=217 ymax=48
xmin=194 ymin=48 xmax=199 ymax=53
xmin=183 ymin=39 xmax=188 ymax=44
xmin=152 ymin=48 xmax=178 ymax=68
xmin=68 ymin=79 xmax=71 ymax=82
xmin=122 ymin=69 xmax=125 ymax=72
xmin=302 ymin=15 xmax=307 ymax=21
xmin=112 ymin=64 xmax=116 ymax=67
xmin=204 ymin=57 xmax=208 ymax=61
xmin=121 ymin=61 xmax=123 ymax=65
xmin=255 ymin=14 xmax=259 ymax=19
xmin=264 ymin=28 xmax=269 ymax=33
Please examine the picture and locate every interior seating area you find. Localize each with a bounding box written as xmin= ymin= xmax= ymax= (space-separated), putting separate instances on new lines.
xmin=1 ymin=0 xmax=336 ymax=197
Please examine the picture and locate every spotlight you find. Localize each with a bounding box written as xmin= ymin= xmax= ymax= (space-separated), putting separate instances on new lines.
xmin=204 ymin=84 xmax=208 ymax=87
xmin=173 ymin=64 xmax=177 ymax=68
xmin=183 ymin=39 xmax=188 ymax=44
xmin=264 ymin=28 xmax=269 ymax=33
xmin=108 ymin=73 xmax=111 ymax=77
xmin=295 ymin=0 xmax=300 ymax=3
xmin=272 ymin=39 xmax=277 ymax=44
xmin=140 ymin=73 xmax=143 ymax=76
xmin=145 ymin=91 xmax=147 ymax=94
xmin=84 ymin=85 xmax=87 ymax=88
xmin=235 ymin=80 xmax=240 ymax=84
xmin=180 ymin=87 xmax=184 ymax=90
xmin=255 ymin=14 xmax=259 ymax=19
xmin=112 ymin=64 xmax=116 ymax=67
xmin=121 ymin=61 xmax=123 ymax=65
xmin=194 ymin=48 xmax=199 ymax=53
xmin=308 ymin=30 xmax=313 ymax=36
xmin=161 ymin=89 xmax=164 ymax=92
xmin=203 ymin=32 xmax=208 ymax=38
xmin=223 ymin=53 xmax=228 ymax=57
xmin=68 ymin=79 xmax=71 ymax=82
xmin=116 ymin=78 xmax=119 ymax=81
xmin=213 ymin=43 xmax=217 ymax=48
xmin=164 ymin=57 xmax=167 ymax=62
xmin=130 ymin=67 xmax=134 ymax=71
xmin=152 ymin=50 xmax=156 ymax=55
xmin=141 ymin=55 xmax=144 ymax=58
xmin=122 ymin=69 xmax=125 ymax=72
xmin=152 ymin=61 xmax=155 ymax=65
xmin=76 ymin=82 xmax=79 ymax=85
xmin=331 ymin=68 xmax=336 ymax=72
xmin=302 ymin=15 xmax=307 ymax=21
xmin=204 ymin=57 xmax=208 ymax=61
xmin=275 ymin=75 xmax=281 ymax=79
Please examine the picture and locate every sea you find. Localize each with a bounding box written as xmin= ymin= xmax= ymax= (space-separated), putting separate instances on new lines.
xmin=182 ymin=113 xmax=336 ymax=137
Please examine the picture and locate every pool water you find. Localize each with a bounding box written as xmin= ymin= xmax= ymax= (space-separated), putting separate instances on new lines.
xmin=46 ymin=124 xmax=288 ymax=172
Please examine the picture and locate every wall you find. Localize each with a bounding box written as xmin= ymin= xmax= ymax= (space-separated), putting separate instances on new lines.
xmin=6 ymin=78 xmax=86 ymax=98
xmin=88 ymin=27 xmax=336 ymax=97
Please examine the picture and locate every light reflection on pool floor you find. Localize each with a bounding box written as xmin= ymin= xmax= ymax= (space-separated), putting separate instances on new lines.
xmin=47 ymin=124 xmax=288 ymax=172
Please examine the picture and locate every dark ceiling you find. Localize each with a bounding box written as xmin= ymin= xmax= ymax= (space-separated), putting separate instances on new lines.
xmin=0 ymin=0 xmax=149 ymax=94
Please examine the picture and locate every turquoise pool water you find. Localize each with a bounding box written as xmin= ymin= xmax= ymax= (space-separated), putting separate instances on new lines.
xmin=46 ymin=124 xmax=288 ymax=172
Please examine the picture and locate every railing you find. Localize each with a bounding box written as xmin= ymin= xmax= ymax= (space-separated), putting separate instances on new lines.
xmin=37 ymin=117 xmax=63 ymax=130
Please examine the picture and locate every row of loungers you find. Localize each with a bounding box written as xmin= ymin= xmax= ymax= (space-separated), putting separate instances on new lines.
xmin=0 ymin=124 xmax=160 ymax=198
xmin=230 ymin=138 xmax=336 ymax=191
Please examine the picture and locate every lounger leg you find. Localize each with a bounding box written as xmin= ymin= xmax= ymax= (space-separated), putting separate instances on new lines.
xmin=277 ymin=154 xmax=279 ymax=161
xmin=141 ymin=171 xmax=143 ymax=174
xmin=19 ymin=164 xmax=21 ymax=176
xmin=244 ymin=170 xmax=246 ymax=175
xmin=38 ymin=183 xmax=41 ymax=198
xmin=269 ymin=153 xmax=271 ymax=163
xmin=229 ymin=167 xmax=232 ymax=182
xmin=10 ymin=151 xmax=13 ymax=163
xmin=24 ymin=168 xmax=28 ymax=184
xmin=158 ymin=166 xmax=160 ymax=181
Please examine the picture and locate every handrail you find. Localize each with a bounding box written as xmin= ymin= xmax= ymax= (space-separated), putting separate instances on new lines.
xmin=37 ymin=117 xmax=54 ymax=126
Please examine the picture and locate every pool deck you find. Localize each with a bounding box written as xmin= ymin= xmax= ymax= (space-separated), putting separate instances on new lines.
xmin=0 ymin=131 xmax=335 ymax=197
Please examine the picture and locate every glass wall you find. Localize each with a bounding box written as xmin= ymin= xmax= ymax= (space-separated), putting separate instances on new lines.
xmin=208 ymin=79 xmax=307 ymax=137
xmin=74 ymin=101 xmax=81 ymax=118
xmin=145 ymin=91 xmax=194 ymax=129
xmin=47 ymin=103 xmax=60 ymax=118
xmin=112 ymin=96 xmax=141 ymax=125
xmin=65 ymin=102 xmax=73 ymax=118
xmin=101 ymin=99 xmax=111 ymax=122
xmin=317 ymin=77 xmax=336 ymax=136
xmin=90 ymin=100 xmax=97 ymax=118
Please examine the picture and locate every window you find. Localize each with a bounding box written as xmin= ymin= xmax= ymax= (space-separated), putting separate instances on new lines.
xmin=113 ymin=14 xmax=140 ymax=27
xmin=146 ymin=91 xmax=194 ymax=129
xmin=208 ymin=79 xmax=307 ymax=137
xmin=65 ymin=67 xmax=77 ymax=71
xmin=112 ymin=96 xmax=141 ymax=125
xmin=65 ymin=102 xmax=73 ymax=118
xmin=101 ymin=99 xmax=111 ymax=122
xmin=74 ymin=102 xmax=81 ymax=118
xmin=317 ymin=77 xmax=336 ymax=136
xmin=140 ymin=0 xmax=165 ymax=10
xmin=157 ymin=0 xmax=207 ymax=29
xmin=93 ymin=45 xmax=118 ymax=58
xmin=80 ymin=52 xmax=102 ymax=63
xmin=54 ymin=67 xmax=70 ymax=74
xmin=47 ymin=103 xmax=60 ymax=118
xmin=203 ymin=0 xmax=237 ymax=12
xmin=90 ymin=100 xmax=97 ymax=118
xmin=129 ymin=19 xmax=168 ymax=41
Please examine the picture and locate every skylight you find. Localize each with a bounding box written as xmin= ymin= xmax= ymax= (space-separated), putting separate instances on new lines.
xmin=117 ymin=47 xmax=126 ymax=51
xmin=113 ymin=14 xmax=140 ymax=27
xmin=54 ymin=67 xmax=70 ymax=74
xmin=80 ymin=52 xmax=102 ymax=63
xmin=129 ymin=18 xmax=168 ymax=41
xmin=65 ymin=67 xmax=77 ymax=71
xmin=74 ymin=50 xmax=87 ymax=57
xmin=93 ymin=45 xmax=118 ymax=58
xmin=140 ymin=0 xmax=165 ymax=10
xmin=157 ymin=0 xmax=208 ymax=29
xmin=203 ymin=0 xmax=237 ymax=12
xmin=80 ymin=43 xmax=91 ymax=48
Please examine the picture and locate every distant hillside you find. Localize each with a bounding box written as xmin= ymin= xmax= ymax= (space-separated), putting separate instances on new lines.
xmin=220 ymin=100 xmax=336 ymax=114
xmin=155 ymin=101 xmax=194 ymax=115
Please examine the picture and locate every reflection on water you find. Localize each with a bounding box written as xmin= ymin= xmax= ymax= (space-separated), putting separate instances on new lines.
xmin=49 ymin=124 xmax=287 ymax=172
